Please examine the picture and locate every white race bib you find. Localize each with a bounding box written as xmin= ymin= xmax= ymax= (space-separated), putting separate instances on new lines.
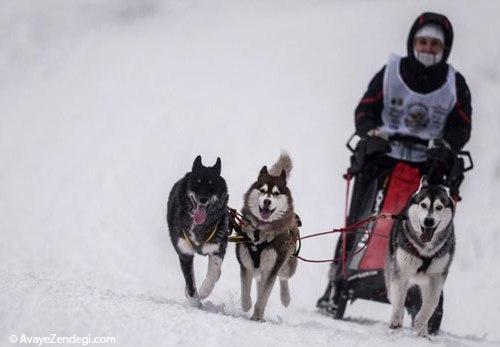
xmin=380 ymin=55 xmax=457 ymax=162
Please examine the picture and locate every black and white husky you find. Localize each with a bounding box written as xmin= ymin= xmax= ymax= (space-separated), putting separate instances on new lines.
xmin=236 ymin=153 xmax=298 ymax=321
xmin=385 ymin=178 xmax=455 ymax=337
xmin=167 ymin=156 xmax=229 ymax=303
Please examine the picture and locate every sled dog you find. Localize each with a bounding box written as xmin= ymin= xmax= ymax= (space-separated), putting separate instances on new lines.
xmin=385 ymin=178 xmax=455 ymax=337
xmin=167 ymin=155 xmax=229 ymax=302
xmin=236 ymin=152 xmax=298 ymax=321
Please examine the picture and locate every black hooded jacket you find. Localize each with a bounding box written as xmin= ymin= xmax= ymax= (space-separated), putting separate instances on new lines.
xmin=354 ymin=12 xmax=472 ymax=151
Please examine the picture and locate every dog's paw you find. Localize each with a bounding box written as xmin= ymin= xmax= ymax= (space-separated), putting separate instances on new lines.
xmin=185 ymin=292 xmax=201 ymax=307
xmin=388 ymin=308 xmax=404 ymax=330
xmin=199 ymin=280 xmax=215 ymax=299
xmin=250 ymin=313 xmax=266 ymax=323
xmin=414 ymin=318 xmax=429 ymax=338
xmin=280 ymin=291 xmax=291 ymax=307
xmin=241 ymin=296 xmax=252 ymax=312
xmin=388 ymin=318 xmax=403 ymax=330
xmin=185 ymin=287 xmax=199 ymax=300
xmin=416 ymin=327 xmax=430 ymax=339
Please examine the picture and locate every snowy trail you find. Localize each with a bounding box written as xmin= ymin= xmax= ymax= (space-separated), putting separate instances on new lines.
xmin=1 ymin=1 xmax=500 ymax=346
xmin=2 ymin=269 xmax=497 ymax=347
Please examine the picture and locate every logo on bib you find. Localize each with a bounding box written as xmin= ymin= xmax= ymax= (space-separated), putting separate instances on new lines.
xmin=390 ymin=97 xmax=404 ymax=107
xmin=405 ymin=103 xmax=429 ymax=132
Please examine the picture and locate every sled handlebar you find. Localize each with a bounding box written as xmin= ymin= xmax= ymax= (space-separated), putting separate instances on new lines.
xmin=345 ymin=133 xmax=357 ymax=153
xmin=457 ymin=150 xmax=474 ymax=172
xmin=387 ymin=134 xmax=429 ymax=147
xmin=345 ymin=132 xmax=474 ymax=171
xmin=346 ymin=133 xmax=429 ymax=153
xmin=388 ymin=135 xmax=474 ymax=171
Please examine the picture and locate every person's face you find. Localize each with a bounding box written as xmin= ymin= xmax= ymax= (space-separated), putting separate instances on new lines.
xmin=414 ymin=36 xmax=444 ymax=55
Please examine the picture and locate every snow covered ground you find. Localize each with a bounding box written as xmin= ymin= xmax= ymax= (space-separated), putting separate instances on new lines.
xmin=1 ymin=1 xmax=499 ymax=346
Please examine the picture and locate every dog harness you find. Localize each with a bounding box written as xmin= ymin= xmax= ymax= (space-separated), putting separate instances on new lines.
xmin=246 ymin=228 xmax=299 ymax=269
xmin=406 ymin=235 xmax=441 ymax=273
xmin=248 ymin=230 xmax=269 ymax=269
xmin=417 ymin=256 xmax=433 ymax=273
xmin=182 ymin=221 xmax=219 ymax=251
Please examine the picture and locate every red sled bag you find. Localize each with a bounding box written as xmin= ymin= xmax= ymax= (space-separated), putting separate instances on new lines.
xmin=358 ymin=162 xmax=421 ymax=270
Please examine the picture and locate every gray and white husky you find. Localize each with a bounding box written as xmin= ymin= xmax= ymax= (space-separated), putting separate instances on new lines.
xmin=385 ymin=177 xmax=455 ymax=337
xmin=236 ymin=152 xmax=298 ymax=321
xmin=167 ymin=155 xmax=229 ymax=303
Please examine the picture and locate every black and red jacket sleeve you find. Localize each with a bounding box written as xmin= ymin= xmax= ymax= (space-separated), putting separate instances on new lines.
xmin=443 ymin=72 xmax=472 ymax=150
xmin=354 ymin=66 xmax=385 ymax=137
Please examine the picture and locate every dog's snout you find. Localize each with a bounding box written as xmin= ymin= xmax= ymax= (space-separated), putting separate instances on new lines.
xmin=199 ymin=196 xmax=209 ymax=204
xmin=424 ymin=217 xmax=434 ymax=227
xmin=263 ymin=199 xmax=271 ymax=208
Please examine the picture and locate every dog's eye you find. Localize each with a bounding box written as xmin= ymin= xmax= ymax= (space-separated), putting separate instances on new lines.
xmin=435 ymin=205 xmax=443 ymax=211
xmin=420 ymin=203 xmax=428 ymax=209
xmin=273 ymin=192 xmax=280 ymax=197
xmin=259 ymin=188 xmax=266 ymax=194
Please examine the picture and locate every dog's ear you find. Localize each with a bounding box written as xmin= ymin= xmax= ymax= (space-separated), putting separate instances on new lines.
xmin=259 ymin=166 xmax=268 ymax=178
xmin=438 ymin=184 xmax=450 ymax=194
xmin=280 ymin=169 xmax=287 ymax=182
xmin=213 ymin=157 xmax=221 ymax=175
xmin=192 ymin=155 xmax=203 ymax=172
xmin=419 ymin=175 xmax=429 ymax=189
xmin=409 ymin=175 xmax=428 ymax=202
xmin=438 ymin=184 xmax=453 ymax=204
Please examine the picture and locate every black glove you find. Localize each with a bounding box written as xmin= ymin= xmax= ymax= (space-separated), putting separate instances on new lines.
xmin=348 ymin=135 xmax=390 ymax=175
xmin=427 ymin=143 xmax=455 ymax=173
xmin=364 ymin=135 xmax=391 ymax=156
xmin=426 ymin=142 xmax=455 ymax=186
xmin=426 ymin=145 xmax=453 ymax=165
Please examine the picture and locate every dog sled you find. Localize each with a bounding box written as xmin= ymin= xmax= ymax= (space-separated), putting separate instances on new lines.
xmin=317 ymin=134 xmax=473 ymax=333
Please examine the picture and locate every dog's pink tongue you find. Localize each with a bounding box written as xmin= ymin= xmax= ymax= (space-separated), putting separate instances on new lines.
xmin=420 ymin=229 xmax=432 ymax=243
xmin=260 ymin=210 xmax=271 ymax=220
xmin=193 ymin=205 xmax=207 ymax=225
